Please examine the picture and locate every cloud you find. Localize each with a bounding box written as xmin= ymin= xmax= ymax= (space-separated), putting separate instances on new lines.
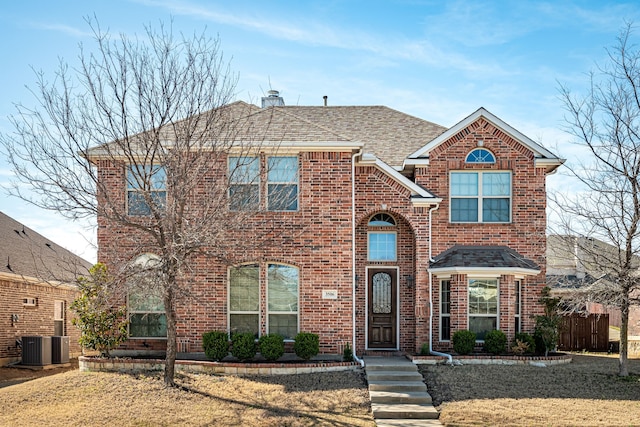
xmin=28 ymin=22 xmax=92 ymax=38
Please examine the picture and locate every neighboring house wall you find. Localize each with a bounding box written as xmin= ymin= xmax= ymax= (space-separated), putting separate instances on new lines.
xmin=420 ymin=116 xmax=548 ymax=350
xmin=0 ymin=278 xmax=81 ymax=365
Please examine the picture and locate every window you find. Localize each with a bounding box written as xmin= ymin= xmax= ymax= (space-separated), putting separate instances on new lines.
xmin=468 ymin=278 xmax=498 ymax=340
xmin=514 ymin=279 xmax=522 ymax=333
xmin=440 ymin=280 xmax=451 ymax=341
xmin=465 ymin=148 xmax=495 ymax=163
xmin=267 ymin=156 xmax=298 ymax=211
xmin=267 ymin=264 xmax=299 ymax=339
xmin=450 ymin=172 xmax=511 ymax=223
xmin=229 ymin=264 xmax=260 ymax=337
xmin=128 ymin=254 xmax=166 ymax=338
xmin=229 ymin=156 xmax=259 ymax=210
xmin=54 ymin=300 xmax=65 ymax=336
xmin=368 ymin=213 xmax=397 ymax=261
xmin=127 ymin=165 xmax=166 ymax=216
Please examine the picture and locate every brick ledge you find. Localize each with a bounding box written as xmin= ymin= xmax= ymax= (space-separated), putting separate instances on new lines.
xmin=411 ymin=353 xmax=573 ymax=365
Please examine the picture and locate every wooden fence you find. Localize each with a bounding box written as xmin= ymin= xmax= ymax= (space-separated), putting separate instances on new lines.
xmin=558 ymin=314 xmax=609 ymax=352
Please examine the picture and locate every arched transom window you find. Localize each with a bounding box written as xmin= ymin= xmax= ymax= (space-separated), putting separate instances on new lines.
xmin=369 ymin=213 xmax=396 ymax=226
xmin=465 ymin=148 xmax=495 ymax=163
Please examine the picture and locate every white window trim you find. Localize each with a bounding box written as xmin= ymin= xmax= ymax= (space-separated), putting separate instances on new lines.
xmin=266 ymin=263 xmax=300 ymax=341
xmin=449 ymin=170 xmax=512 ymax=223
xmin=440 ymin=279 xmax=451 ymax=342
xmin=367 ymin=231 xmax=398 ymax=262
xmin=127 ymin=293 xmax=167 ymax=339
xmin=467 ymin=278 xmax=500 ymax=342
xmin=227 ymin=263 xmax=261 ymax=338
xmin=266 ymin=156 xmax=299 ymax=212
xmin=515 ymin=279 xmax=522 ymax=333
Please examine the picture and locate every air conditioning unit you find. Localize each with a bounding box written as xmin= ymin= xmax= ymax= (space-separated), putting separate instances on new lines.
xmin=51 ymin=336 xmax=70 ymax=364
xmin=21 ymin=336 xmax=52 ymax=366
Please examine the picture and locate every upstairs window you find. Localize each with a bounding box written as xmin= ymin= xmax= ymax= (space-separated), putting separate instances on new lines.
xmin=127 ymin=165 xmax=166 ymax=216
xmin=267 ymin=156 xmax=298 ymax=211
xmin=229 ymin=156 xmax=260 ymax=211
xmin=465 ymin=148 xmax=495 ymax=163
xmin=450 ymin=171 xmax=511 ymax=223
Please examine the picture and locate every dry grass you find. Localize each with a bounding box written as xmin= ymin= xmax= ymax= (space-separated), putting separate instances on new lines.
xmin=419 ymin=354 xmax=640 ymax=426
xmin=0 ymin=369 xmax=374 ymax=427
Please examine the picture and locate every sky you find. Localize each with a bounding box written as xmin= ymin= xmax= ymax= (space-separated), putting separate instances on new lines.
xmin=0 ymin=0 xmax=638 ymax=263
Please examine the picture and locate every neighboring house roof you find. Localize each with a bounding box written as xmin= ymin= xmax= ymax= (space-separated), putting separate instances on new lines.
xmin=429 ymin=245 xmax=540 ymax=276
xmin=408 ymin=107 xmax=565 ymax=173
xmin=0 ymin=211 xmax=91 ymax=285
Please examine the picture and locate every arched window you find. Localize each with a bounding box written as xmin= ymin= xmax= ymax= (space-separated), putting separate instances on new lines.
xmin=465 ymin=148 xmax=495 ymax=163
xmin=368 ymin=213 xmax=397 ymax=261
xmin=128 ymin=253 xmax=166 ymax=338
xmin=369 ymin=213 xmax=396 ymax=226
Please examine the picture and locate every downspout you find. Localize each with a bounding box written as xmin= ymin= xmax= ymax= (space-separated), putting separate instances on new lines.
xmin=352 ymin=149 xmax=365 ymax=367
xmin=428 ymin=204 xmax=454 ymax=365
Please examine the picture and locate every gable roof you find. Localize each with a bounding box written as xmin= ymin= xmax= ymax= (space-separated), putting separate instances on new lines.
xmin=0 ymin=211 xmax=91 ymax=285
xmin=429 ymin=245 xmax=540 ymax=277
xmin=408 ymin=107 xmax=564 ymax=173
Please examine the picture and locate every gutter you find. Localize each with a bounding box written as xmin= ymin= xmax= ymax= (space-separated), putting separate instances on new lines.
xmin=427 ymin=204 xmax=454 ymax=365
xmin=351 ymin=149 xmax=365 ymax=367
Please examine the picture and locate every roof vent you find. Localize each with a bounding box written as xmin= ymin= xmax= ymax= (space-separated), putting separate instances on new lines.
xmin=261 ymin=90 xmax=285 ymax=108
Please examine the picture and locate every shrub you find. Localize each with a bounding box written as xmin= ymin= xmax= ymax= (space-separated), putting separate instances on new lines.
xmin=258 ymin=334 xmax=285 ymax=362
xmin=202 ymin=331 xmax=229 ymax=361
xmin=483 ymin=330 xmax=507 ymax=355
xmin=231 ymin=332 xmax=257 ymax=361
xmin=512 ymin=332 xmax=536 ymax=355
xmin=420 ymin=342 xmax=429 ymax=355
xmin=343 ymin=343 xmax=354 ymax=362
xmin=452 ymin=330 xmax=476 ymax=355
xmin=294 ymin=332 xmax=319 ymax=361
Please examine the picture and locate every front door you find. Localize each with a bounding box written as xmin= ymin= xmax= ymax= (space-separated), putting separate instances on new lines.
xmin=367 ymin=268 xmax=397 ymax=349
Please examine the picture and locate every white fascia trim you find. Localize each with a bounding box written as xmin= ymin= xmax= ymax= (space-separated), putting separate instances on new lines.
xmin=358 ymin=154 xmax=440 ymax=201
xmin=535 ymin=157 xmax=566 ymax=174
xmin=428 ymin=266 xmax=541 ymax=279
xmin=403 ymin=158 xmax=430 ymax=167
xmin=409 ymin=107 xmax=562 ymax=162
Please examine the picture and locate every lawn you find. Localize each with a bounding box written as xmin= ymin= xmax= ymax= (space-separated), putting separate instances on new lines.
xmin=419 ymin=354 xmax=640 ymax=426
xmin=0 ymin=369 xmax=374 ymax=427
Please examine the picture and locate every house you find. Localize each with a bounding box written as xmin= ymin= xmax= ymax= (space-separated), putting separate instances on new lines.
xmin=547 ymin=235 xmax=640 ymax=345
xmin=89 ymin=93 xmax=563 ymax=357
xmin=0 ymin=211 xmax=91 ymax=366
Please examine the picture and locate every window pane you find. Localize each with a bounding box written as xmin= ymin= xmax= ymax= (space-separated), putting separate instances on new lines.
xmin=368 ymin=233 xmax=397 ymax=261
xmin=441 ymin=280 xmax=451 ymax=315
xmin=469 ymin=316 xmax=496 ymax=340
xmin=482 ymin=198 xmax=510 ymax=222
xmin=269 ymin=314 xmax=297 ymax=340
xmin=268 ymin=264 xmax=298 ymax=312
xmin=451 ymin=173 xmax=478 ymax=196
xmin=441 ymin=316 xmax=451 ymax=341
xmin=466 ymin=148 xmax=495 ymax=163
xmin=127 ymin=165 xmax=166 ymax=190
xmin=230 ymin=265 xmax=259 ymax=311
xmin=230 ymin=314 xmax=259 ymax=338
xmin=130 ymin=313 xmax=167 ymax=337
xmin=469 ymin=279 xmax=498 ymax=314
xmin=229 ymin=157 xmax=259 ymax=184
xmin=268 ymin=157 xmax=298 ymax=182
xmin=268 ymin=184 xmax=298 ymax=211
xmin=130 ymin=292 xmax=164 ymax=312
xmin=229 ymin=184 xmax=259 ymax=210
xmin=451 ymin=198 xmax=478 ymax=222
xmin=483 ymin=172 xmax=510 ymax=196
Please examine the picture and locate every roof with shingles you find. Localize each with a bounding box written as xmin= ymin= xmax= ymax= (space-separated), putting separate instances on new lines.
xmin=0 ymin=211 xmax=91 ymax=284
xmin=430 ymin=245 xmax=540 ymax=270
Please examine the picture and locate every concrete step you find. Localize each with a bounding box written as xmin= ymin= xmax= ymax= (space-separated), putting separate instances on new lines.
xmin=365 ymin=363 xmax=418 ymax=372
xmin=369 ymin=390 xmax=432 ymax=404
xmin=372 ymin=403 xmax=440 ymax=419
xmin=367 ymin=371 xmax=424 ymax=382
xmin=375 ymin=419 xmax=444 ymax=427
xmin=368 ymin=381 xmax=427 ymax=392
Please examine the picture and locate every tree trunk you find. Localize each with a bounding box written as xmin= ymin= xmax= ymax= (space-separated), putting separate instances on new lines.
xmin=164 ymin=288 xmax=177 ymax=386
xmin=619 ymin=294 xmax=630 ymax=377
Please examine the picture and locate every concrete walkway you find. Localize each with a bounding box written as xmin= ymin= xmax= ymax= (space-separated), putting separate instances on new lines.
xmin=364 ymin=356 xmax=443 ymax=427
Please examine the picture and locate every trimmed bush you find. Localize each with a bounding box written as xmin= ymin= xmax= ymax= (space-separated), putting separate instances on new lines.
xmin=231 ymin=332 xmax=257 ymax=361
xmin=258 ymin=334 xmax=285 ymax=362
xmin=343 ymin=343 xmax=354 ymax=362
xmin=452 ymin=330 xmax=476 ymax=355
xmin=202 ymin=331 xmax=229 ymax=361
xmin=483 ymin=329 xmax=507 ymax=355
xmin=512 ymin=332 xmax=536 ymax=355
xmin=420 ymin=342 xmax=429 ymax=356
xmin=294 ymin=332 xmax=319 ymax=361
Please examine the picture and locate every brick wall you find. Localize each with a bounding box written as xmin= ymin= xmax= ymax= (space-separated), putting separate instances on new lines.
xmin=0 ymin=278 xmax=81 ymax=365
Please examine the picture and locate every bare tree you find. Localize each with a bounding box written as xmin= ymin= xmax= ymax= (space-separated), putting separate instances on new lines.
xmin=1 ymin=19 xmax=295 ymax=385
xmin=553 ymin=22 xmax=640 ymax=376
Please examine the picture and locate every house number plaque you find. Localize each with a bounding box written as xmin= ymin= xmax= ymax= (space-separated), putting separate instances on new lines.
xmin=322 ymin=290 xmax=338 ymax=299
